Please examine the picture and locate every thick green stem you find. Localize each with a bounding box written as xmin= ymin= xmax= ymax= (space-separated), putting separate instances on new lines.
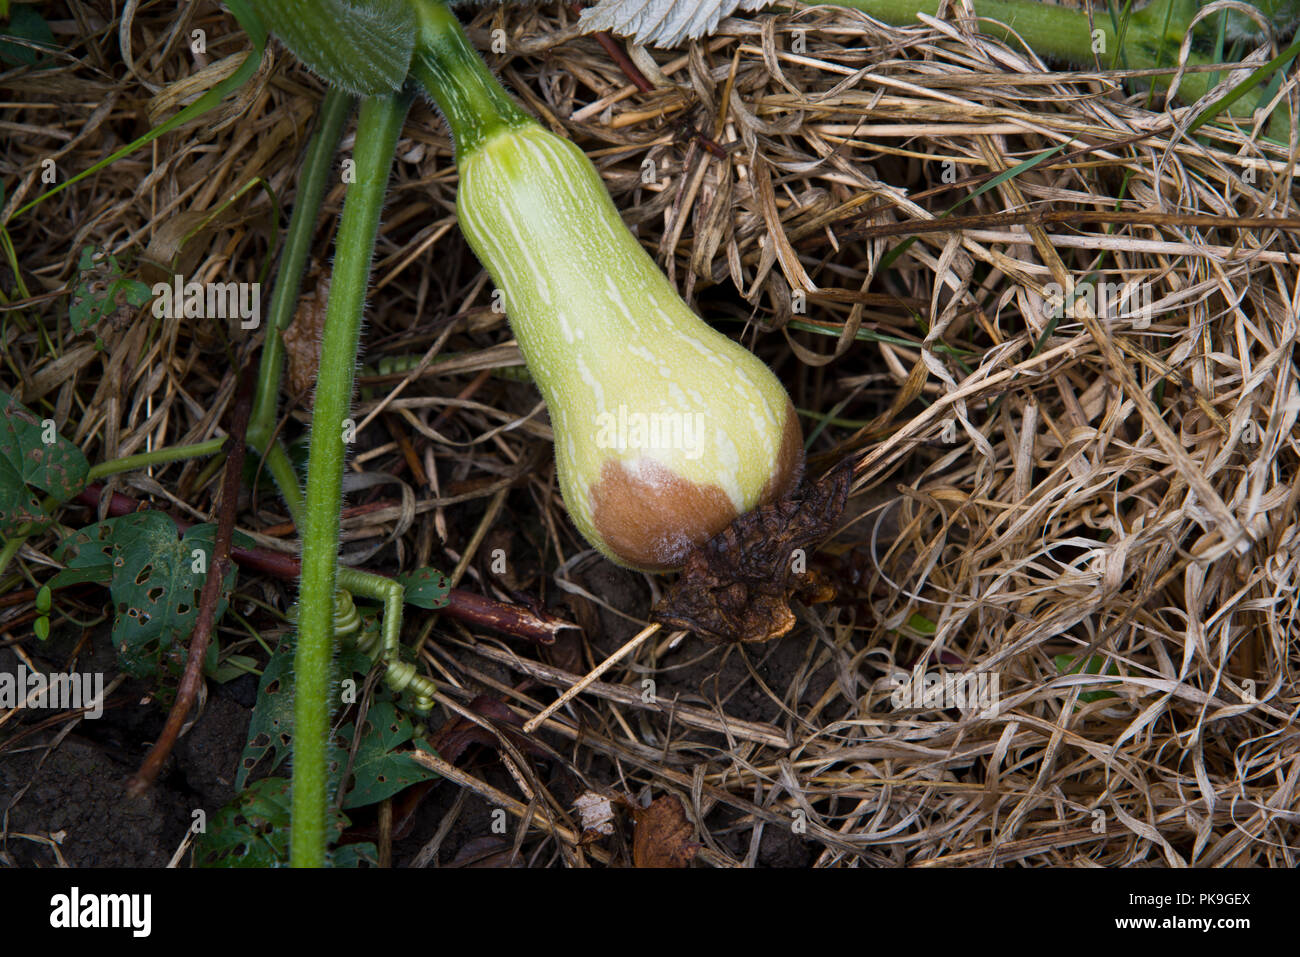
xmin=292 ymin=91 xmax=410 ymax=869
xmin=838 ymin=0 xmax=1103 ymax=63
xmin=248 ymin=87 xmax=351 ymax=452
xmin=828 ymin=0 xmax=1226 ymax=103
xmin=247 ymin=86 xmax=351 ymax=529
xmin=408 ymin=0 xmax=532 ymax=158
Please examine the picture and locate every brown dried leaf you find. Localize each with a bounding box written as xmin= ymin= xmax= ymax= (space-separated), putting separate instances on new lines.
xmin=545 ymin=623 xmax=587 ymax=677
xmin=141 ymin=207 xmax=239 ymax=281
xmin=652 ymin=463 xmax=851 ymax=643
xmin=281 ymin=275 xmax=328 ymax=408
xmin=428 ymin=694 xmax=547 ymax=765
xmin=450 ymin=836 xmax=520 ymax=868
xmin=632 ymin=795 xmax=698 ymax=868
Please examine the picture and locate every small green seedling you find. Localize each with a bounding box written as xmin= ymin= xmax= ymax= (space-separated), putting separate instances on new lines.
xmin=33 ymin=583 xmax=51 ymax=640
xmin=68 ymin=245 xmax=151 ymax=342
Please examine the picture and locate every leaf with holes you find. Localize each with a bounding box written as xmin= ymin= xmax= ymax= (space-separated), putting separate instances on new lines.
xmin=236 ymin=638 xmax=296 ymax=790
xmin=0 ymin=392 xmax=88 ymax=535
xmin=68 ymin=246 xmax=152 ymax=337
xmin=49 ymin=512 xmax=239 ymax=702
xmin=397 ymin=566 xmax=450 ymax=609
xmin=337 ymin=699 xmax=438 ymax=809
xmin=195 ymin=776 xmax=292 ymax=867
xmin=47 ymin=515 xmax=124 ymax=588
xmin=195 ymin=776 xmax=376 ymax=867
xmin=237 ymin=630 xmax=369 ymax=791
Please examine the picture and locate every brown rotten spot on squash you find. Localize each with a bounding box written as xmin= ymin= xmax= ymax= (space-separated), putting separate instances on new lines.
xmin=589 ymin=401 xmax=804 ymax=572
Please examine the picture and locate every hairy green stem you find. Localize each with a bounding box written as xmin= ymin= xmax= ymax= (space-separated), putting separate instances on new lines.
xmin=838 ymin=0 xmax=1104 ymax=62
xmin=260 ymin=441 xmax=307 ymax=528
xmin=247 ymin=86 xmax=351 ymax=530
xmin=292 ymin=91 xmax=410 ymax=868
xmin=85 ymin=437 xmax=227 ymax=483
xmin=248 ymin=86 xmax=351 ymax=451
xmin=829 ymin=0 xmax=1226 ymax=103
xmin=408 ymin=0 xmax=532 ymax=158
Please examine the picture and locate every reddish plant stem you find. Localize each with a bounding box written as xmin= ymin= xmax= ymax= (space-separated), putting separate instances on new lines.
xmin=0 ymin=588 xmax=35 ymax=608
xmin=258 ymin=499 xmax=401 ymax=538
xmin=69 ymin=492 xmax=573 ymax=645
xmin=569 ymin=3 xmax=653 ymax=93
xmin=440 ymin=588 xmax=567 ymax=645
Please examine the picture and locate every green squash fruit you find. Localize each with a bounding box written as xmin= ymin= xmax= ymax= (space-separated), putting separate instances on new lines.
xmin=456 ymin=123 xmax=803 ymax=571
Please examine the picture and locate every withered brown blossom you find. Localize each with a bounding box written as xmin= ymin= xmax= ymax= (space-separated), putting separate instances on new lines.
xmin=652 ymin=462 xmax=850 ymax=643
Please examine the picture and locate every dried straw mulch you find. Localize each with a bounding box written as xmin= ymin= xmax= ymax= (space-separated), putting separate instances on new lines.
xmin=3 ymin=1 xmax=1298 ymax=866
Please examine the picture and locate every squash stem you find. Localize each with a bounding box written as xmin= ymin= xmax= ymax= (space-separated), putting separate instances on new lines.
xmin=248 ymin=87 xmax=352 ymax=478
xmin=409 ymin=0 xmax=532 ymax=159
xmin=826 ymin=0 xmax=1227 ymax=104
xmin=292 ymin=90 xmax=410 ymax=868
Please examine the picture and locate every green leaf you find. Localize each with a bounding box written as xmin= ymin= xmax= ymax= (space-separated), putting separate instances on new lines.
xmin=397 ymin=566 xmax=451 ymax=609
xmin=195 ymin=777 xmax=374 ymax=867
xmin=329 ymin=841 xmax=378 ymax=867
xmin=1054 ymin=654 xmax=1121 ymax=704
xmin=208 ymin=652 xmax=258 ymax=683
xmin=905 ymin=612 xmax=936 ymax=636
xmin=236 ymin=631 xmax=368 ymax=790
xmin=44 ymin=561 xmax=112 ymax=590
xmin=196 ymin=776 xmax=293 ymax=867
xmin=68 ymin=246 xmax=153 ymax=336
xmin=0 ymin=3 xmax=56 ymax=67
xmin=51 ymin=513 xmax=238 ymax=702
xmin=236 ymin=636 xmax=298 ymax=789
xmin=258 ymin=0 xmax=414 ymax=94
xmin=337 ymin=700 xmax=438 ymax=809
xmin=0 ymin=392 xmax=89 ymax=534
